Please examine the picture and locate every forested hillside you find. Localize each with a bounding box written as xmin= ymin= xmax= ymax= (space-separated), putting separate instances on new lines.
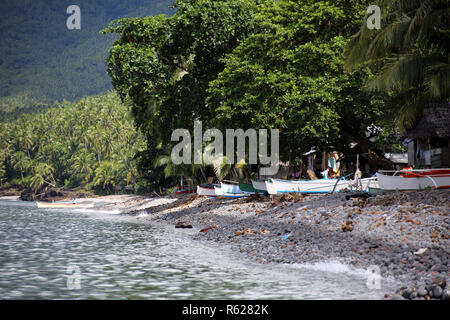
xmin=0 ymin=92 xmax=146 ymax=194
xmin=0 ymin=0 xmax=173 ymax=118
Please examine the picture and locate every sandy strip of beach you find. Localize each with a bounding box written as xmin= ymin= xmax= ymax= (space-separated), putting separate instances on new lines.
xmin=0 ymin=196 xmax=21 ymax=200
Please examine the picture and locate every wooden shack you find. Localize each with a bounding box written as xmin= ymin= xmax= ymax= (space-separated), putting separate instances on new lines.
xmin=405 ymin=103 xmax=450 ymax=168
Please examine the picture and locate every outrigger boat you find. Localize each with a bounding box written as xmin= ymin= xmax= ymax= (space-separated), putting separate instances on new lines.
xmin=213 ymin=186 xmax=248 ymax=199
xmin=265 ymin=179 xmax=278 ymax=195
xmin=196 ymin=185 xmax=218 ymax=197
xmin=251 ymin=180 xmax=268 ymax=193
xmin=173 ymin=175 xmax=196 ymax=194
xmin=376 ymin=169 xmax=450 ymax=191
xmin=213 ymin=181 xmax=252 ymax=198
xmin=238 ymin=182 xmax=256 ymax=193
xmin=36 ymin=201 xmax=94 ymax=208
xmin=266 ymin=176 xmax=377 ymax=194
xmin=173 ymin=187 xmax=196 ymax=194
xmin=220 ymin=181 xmax=244 ymax=194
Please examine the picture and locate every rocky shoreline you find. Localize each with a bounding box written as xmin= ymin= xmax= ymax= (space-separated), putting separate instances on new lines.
xmin=124 ymin=190 xmax=449 ymax=300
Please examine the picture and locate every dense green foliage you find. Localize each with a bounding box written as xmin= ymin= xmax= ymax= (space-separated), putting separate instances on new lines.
xmin=207 ymin=0 xmax=393 ymax=159
xmin=0 ymin=0 xmax=173 ymax=116
xmin=103 ymin=0 xmax=262 ymax=183
xmin=0 ymin=92 xmax=146 ymax=193
xmin=104 ymin=0 xmax=398 ymax=183
xmin=345 ymin=0 xmax=450 ymax=130
xmin=0 ymin=93 xmax=52 ymax=122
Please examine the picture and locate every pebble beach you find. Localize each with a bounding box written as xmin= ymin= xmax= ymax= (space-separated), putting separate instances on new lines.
xmin=115 ymin=190 xmax=450 ymax=300
xmin=6 ymin=190 xmax=446 ymax=299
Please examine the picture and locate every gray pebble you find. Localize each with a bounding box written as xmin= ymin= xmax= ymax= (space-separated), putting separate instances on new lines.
xmin=432 ymin=286 xmax=443 ymax=299
xmin=432 ymin=276 xmax=446 ymax=288
xmin=417 ymin=287 xmax=428 ymax=297
xmin=409 ymin=291 xmax=418 ymax=300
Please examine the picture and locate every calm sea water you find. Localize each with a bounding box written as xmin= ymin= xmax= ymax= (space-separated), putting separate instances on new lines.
xmin=0 ymin=200 xmax=397 ymax=299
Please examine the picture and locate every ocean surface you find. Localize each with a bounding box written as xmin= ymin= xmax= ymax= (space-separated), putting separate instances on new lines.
xmin=0 ymin=200 xmax=397 ymax=299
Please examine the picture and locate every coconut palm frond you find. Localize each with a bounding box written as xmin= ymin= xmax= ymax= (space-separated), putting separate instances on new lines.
xmin=424 ymin=63 xmax=450 ymax=98
xmin=344 ymin=9 xmax=410 ymax=69
xmin=153 ymin=154 xmax=171 ymax=168
xmin=395 ymin=91 xmax=428 ymax=132
xmin=404 ymin=0 xmax=433 ymax=46
xmin=211 ymin=155 xmax=232 ymax=181
xmin=366 ymin=15 xmax=411 ymax=59
xmin=367 ymin=54 xmax=443 ymax=92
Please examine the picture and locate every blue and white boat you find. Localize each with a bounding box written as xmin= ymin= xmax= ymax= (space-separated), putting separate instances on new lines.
xmin=266 ymin=177 xmax=377 ymax=194
xmin=214 ymin=186 xmax=248 ymax=198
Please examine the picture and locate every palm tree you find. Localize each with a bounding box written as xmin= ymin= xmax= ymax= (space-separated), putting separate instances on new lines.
xmin=11 ymin=151 xmax=31 ymax=184
xmin=93 ymin=160 xmax=120 ymax=192
xmin=345 ymin=0 xmax=450 ymax=130
xmin=71 ymin=149 xmax=94 ymax=185
xmin=30 ymin=162 xmax=56 ymax=192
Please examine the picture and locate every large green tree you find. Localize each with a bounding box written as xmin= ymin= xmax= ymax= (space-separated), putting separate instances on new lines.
xmin=103 ymin=0 xmax=261 ymax=182
xmin=207 ymin=0 xmax=390 ymax=160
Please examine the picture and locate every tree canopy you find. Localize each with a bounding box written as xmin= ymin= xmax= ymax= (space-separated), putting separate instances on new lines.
xmin=345 ymin=0 xmax=450 ymax=130
xmin=104 ymin=0 xmax=396 ymax=182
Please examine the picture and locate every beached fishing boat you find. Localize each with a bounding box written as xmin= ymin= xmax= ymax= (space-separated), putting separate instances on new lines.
xmin=36 ymin=201 xmax=94 ymax=208
xmin=265 ymin=180 xmax=278 ymax=195
xmin=376 ymin=169 xmax=450 ymax=191
xmin=214 ymin=186 xmax=247 ymax=199
xmin=197 ymin=185 xmax=218 ymax=197
xmin=173 ymin=187 xmax=196 ymax=194
xmin=251 ymin=179 xmax=268 ymax=193
xmin=238 ymin=182 xmax=255 ymax=193
xmin=267 ymin=177 xmax=377 ymax=194
xmin=220 ymin=182 xmax=243 ymax=194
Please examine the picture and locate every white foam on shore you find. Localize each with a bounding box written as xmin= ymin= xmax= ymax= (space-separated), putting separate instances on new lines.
xmin=72 ymin=208 xmax=122 ymax=215
xmin=287 ymin=260 xmax=370 ymax=278
xmin=135 ymin=211 xmax=150 ymax=218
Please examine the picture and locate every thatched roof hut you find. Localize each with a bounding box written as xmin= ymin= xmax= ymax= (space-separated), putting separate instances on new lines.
xmin=406 ymin=103 xmax=450 ymax=139
xmin=404 ymin=103 xmax=450 ymax=168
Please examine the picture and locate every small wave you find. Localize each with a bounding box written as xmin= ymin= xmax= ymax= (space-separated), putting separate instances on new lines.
xmin=72 ymin=208 xmax=122 ymax=215
xmin=286 ymin=260 xmax=369 ymax=277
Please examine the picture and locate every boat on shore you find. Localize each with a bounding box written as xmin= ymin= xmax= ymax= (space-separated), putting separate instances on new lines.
xmin=266 ymin=177 xmax=377 ymax=194
xmin=265 ymin=180 xmax=278 ymax=195
xmin=213 ymin=186 xmax=248 ymax=199
xmin=238 ymin=182 xmax=255 ymax=193
xmin=376 ymin=169 xmax=450 ymax=191
xmin=36 ymin=201 xmax=94 ymax=208
xmin=250 ymin=180 xmax=268 ymax=193
xmin=173 ymin=187 xmax=196 ymax=194
xmin=197 ymin=185 xmax=218 ymax=197
xmin=220 ymin=182 xmax=244 ymax=194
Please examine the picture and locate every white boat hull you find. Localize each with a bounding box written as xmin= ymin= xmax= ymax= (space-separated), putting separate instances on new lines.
xmin=220 ymin=182 xmax=243 ymax=194
xmin=197 ymin=185 xmax=217 ymax=197
xmin=265 ymin=180 xmax=278 ymax=195
xmin=36 ymin=202 xmax=94 ymax=208
xmin=268 ymin=177 xmax=377 ymax=194
xmin=251 ymin=180 xmax=268 ymax=192
xmin=377 ymin=171 xmax=450 ymax=190
xmin=214 ymin=186 xmax=247 ymax=198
